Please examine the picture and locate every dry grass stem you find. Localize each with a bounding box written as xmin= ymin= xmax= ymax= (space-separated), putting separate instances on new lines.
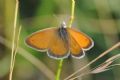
xmin=70 ymin=52 xmax=120 ymax=80
xmin=64 ymin=42 xmax=120 ymax=80
xmin=9 ymin=0 xmax=19 ymax=80
xmin=0 ymin=36 xmax=55 ymax=80
xmin=12 ymin=26 xmax=22 ymax=72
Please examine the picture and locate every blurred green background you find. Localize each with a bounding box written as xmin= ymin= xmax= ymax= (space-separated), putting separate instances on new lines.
xmin=0 ymin=0 xmax=120 ymax=80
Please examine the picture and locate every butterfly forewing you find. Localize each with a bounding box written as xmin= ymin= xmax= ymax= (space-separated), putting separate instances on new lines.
xmin=26 ymin=28 xmax=56 ymax=51
xmin=68 ymin=28 xmax=94 ymax=50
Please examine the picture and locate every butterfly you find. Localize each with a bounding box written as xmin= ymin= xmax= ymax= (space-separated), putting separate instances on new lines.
xmin=25 ymin=22 xmax=94 ymax=59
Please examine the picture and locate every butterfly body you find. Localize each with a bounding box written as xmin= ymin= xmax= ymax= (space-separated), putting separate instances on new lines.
xmin=57 ymin=26 xmax=69 ymax=44
xmin=26 ymin=23 xmax=94 ymax=59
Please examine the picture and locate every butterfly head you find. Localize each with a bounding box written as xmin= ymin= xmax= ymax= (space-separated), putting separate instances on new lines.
xmin=60 ymin=21 xmax=67 ymax=28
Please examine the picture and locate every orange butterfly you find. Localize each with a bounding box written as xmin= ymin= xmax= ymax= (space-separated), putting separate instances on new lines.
xmin=25 ymin=22 xmax=94 ymax=59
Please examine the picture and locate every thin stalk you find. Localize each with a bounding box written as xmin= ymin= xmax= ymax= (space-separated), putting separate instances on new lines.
xmin=12 ymin=26 xmax=22 ymax=71
xmin=55 ymin=59 xmax=64 ymax=80
xmin=0 ymin=36 xmax=55 ymax=80
xmin=9 ymin=0 xmax=19 ymax=80
xmin=64 ymin=42 xmax=120 ymax=80
xmin=68 ymin=0 xmax=75 ymax=28
xmin=55 ymin=0 xmax=75 ymax=80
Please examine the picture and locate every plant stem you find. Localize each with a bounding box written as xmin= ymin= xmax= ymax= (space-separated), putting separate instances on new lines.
xmin=55 ymin=59 xmax=64 ymax=80
xmin=55 ymin=0 xmax=75 ymax=80
xmin=64 ymin=42 xmax=120 ymax=80
xmin=68 ymin=0 xmax=75 ymax=28
xmin=9 ymin=0 xmax=19 ymax=80
xmin=12 ymin=26 xmax=22 ymax=71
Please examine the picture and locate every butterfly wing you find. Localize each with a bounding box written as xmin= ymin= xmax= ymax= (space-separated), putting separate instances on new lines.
xmin=68 ymin=28 xmax=94 ymax=50
xmin=25 ymin=28 xmax=56 ymax=51
xmin=47 ymin=30 xmax=69 ymax=59
xmin=69 ymin=34 xmax=85 ymax=59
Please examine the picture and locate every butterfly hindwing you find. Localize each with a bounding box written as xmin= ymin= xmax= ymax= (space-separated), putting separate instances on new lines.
xmin=47 ymin=30 xmax=69 ymax=59
xmin=69 ymin=34 xmax=85 ymax=59
xmin=68 ymin=28 xmax=94 ymax=50
xmin=26 ymin=28 xmax=56 ymax=51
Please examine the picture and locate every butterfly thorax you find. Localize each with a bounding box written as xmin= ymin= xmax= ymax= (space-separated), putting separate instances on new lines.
xmin=57 ymin=25 xmax=69 ymax=45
